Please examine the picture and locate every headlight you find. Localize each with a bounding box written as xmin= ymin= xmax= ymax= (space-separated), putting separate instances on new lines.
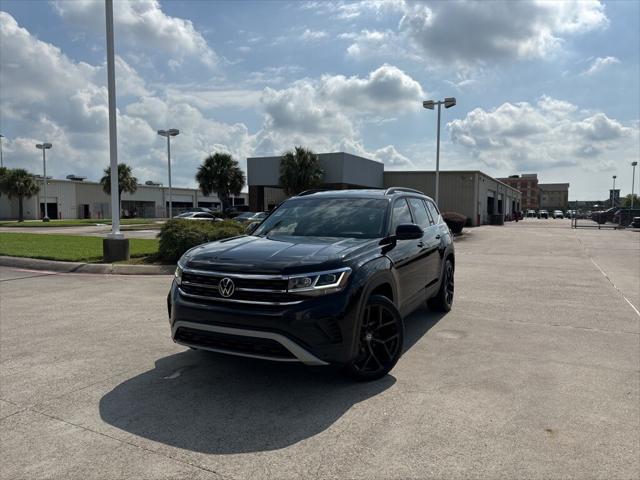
xmin=174 ymin=263 xmax=183 ymax=285
xmin=287 ymin=268 xmax=351 ymax=295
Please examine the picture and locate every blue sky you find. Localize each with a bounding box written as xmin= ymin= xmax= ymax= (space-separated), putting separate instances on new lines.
xmin=0 ymin=0 xmax=638 ymax=199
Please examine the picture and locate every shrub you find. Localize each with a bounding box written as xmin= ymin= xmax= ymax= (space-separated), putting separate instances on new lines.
xmin=157 ymin=219 xmax=245 ymax=262
xmin=442 ymin=211 xmax=467 ymax=234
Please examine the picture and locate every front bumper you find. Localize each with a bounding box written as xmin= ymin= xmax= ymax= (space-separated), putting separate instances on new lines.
xmin=168 ymin=281 xmax=362 ymax=365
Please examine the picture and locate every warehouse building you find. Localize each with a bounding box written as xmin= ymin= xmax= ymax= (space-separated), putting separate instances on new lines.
xmin=539 ymin=183 xmax=570 ymax=211
xmin=248 ymin=152 xmax=520 ymax=226
xmin=0 ymin=176 xmax=248 ymax=220
xmin=383 ymin=171 xmax=521 ymax=226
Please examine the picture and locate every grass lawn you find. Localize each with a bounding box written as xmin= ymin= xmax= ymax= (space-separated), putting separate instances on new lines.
xmin=0 ymin=232 xmax=159 ymax=262
xmin=0 ymin=218 xmax=161 ymax=227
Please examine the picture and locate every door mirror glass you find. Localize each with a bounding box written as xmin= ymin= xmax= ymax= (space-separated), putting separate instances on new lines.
xmin=395 ymin=223 xmax=423 ymax=240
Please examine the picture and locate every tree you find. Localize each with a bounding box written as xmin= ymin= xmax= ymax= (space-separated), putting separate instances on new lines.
xmin=279 ymin=146 xmax=324 ymax=196
xmin=622 ymin=193 xmax=639 ymax=208
xmin=0 ymin=168 xmax=40 ymax=222
xmin=100 ymin=163 xmax=138 ymax=216
xmin=196 ymin=153 xmax=245 ymax=213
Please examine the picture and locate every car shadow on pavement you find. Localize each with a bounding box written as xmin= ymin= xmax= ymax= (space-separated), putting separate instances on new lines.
xmin=99 ymin=308 xmax=446 ymax=454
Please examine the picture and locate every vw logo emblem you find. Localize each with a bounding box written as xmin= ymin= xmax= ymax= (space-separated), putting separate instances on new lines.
xmin=218 ymin=277 xmax=235 ymax=298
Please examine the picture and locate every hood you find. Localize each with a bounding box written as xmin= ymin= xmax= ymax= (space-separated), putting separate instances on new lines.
xmin=184 ymin=235 xmax=379 ymax=274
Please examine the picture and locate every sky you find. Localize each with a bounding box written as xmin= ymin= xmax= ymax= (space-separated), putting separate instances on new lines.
xmin=0 ymin=0 xmax=638 ymax=200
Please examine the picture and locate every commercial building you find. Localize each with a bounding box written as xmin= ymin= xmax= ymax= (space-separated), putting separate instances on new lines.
xmin=247 ymin=152 xmax=384 ymax=212
xmin=498 ymin=174 xmax=570 ymax=212
xmin=384 ymin=171 xmax=521 ymax=226
xmin=248 ymin=152 xmax=520 ymax=226
xmin=539 ymin=183 xmax=570 ymax=211
xmin=0 ymin=176 xmax=247 ymax=220
xmin=498 ymin=174 xmax=540 ymax=210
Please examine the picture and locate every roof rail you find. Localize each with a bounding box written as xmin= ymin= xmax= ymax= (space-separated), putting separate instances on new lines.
xmin=297 ymin=189 xmax=329 ymax=196
xmin=384 ymin=187 xmax=425 ymax=195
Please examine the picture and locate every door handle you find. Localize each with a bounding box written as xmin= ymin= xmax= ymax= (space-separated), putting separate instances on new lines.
xmin=435 ymin=235 xmax=441 ymax=240
xmin=417 ymin=241 xmax=424 ymax=248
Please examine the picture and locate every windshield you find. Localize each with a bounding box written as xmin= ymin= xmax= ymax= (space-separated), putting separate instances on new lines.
xmin=253 ymin=197 xmax=389 ymax=239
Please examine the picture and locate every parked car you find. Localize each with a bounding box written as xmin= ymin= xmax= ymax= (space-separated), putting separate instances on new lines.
xmin=613 ymin=208 xmax=640 ymax=226
xmin=173 ymin=212 xmax=222 ymax=221
xmin=168 ymin=188 xmax=455 ymax=381
xmin=538 ymin=209 xmax=549 ymax=219
xmin=526 ymin=209 xmax=537 ymax=218
xmin=233 ymin=211 xmax=269 ymax=224
xmin=591 ymin=207 xmax=617 ymax=224
xmin=553 ymin=210 xmax=564 ymax=219
xmin=224 ymin=205 xmax=251 ymax=218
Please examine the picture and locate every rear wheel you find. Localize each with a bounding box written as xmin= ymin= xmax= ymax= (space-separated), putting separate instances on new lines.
xmin=427 ymin=259 xmax=454 ymax=312
xmin=345 ymin=295 xmax=404 ymax=381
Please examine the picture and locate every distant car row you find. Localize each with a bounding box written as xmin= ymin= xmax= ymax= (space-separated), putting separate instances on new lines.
xmin=524 ymin=209 xmax=567 ymax=219
xmin=172 ymin=207 xmax=269 ymax=225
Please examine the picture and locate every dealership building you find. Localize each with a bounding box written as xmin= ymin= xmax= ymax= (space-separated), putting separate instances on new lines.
xmin=0 ymin=176 xmax=248 ymax=221
xmin=248 ymin=152 xmax=521 ymax=226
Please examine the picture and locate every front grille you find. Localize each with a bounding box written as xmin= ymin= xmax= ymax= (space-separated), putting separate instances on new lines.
xmin=174 ymin=326 xmax=295 ymax=360
xmin=180 ymin=270 xmax=300 ymax=305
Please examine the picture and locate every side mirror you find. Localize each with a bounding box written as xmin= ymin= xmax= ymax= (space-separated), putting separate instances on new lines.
xmin=395 ymin=223 xmax=423 ymax=240
xmin=245 ymin=222 xmax=259 ymax=235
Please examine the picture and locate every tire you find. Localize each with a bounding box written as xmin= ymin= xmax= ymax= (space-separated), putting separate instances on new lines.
xmin=345 ymin=294 xmax=404 ymax=381
xmin=427 ymin=259 xmax=454 ymax=312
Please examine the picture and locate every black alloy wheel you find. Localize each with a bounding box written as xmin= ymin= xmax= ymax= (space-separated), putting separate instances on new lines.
xmin=428 ymin=258 xmax=454 ymax=312
xmin=346 ymin=295 xmax=404 ymax=381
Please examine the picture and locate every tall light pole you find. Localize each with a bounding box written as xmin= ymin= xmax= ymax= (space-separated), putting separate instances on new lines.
xmin=423 ymin=97 xmax=456 ymax=206
xmin=102 ymin=0 xmax=129 ymax=262
xmin=157 ymin=129 xmax=179 ymax=218
xmin=612 ymin=175 xmax=617 ymax=207
xmin=631 ymin=162 xmax=638 ymax=210
xmin=35 ymin=143 xmax=52 ymax=221
xmin=0 ymin=134 xmax=4 ymax=168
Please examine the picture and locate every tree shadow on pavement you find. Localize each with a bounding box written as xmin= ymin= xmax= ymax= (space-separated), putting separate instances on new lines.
xmin=99 ymin=307 xmax=446 ymax=454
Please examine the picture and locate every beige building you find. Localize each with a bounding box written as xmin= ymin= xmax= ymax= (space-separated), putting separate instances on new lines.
xmin=0 ymin=177 xmax=248 ymax=220
xmin=538 ymin=183 xmax=569 ymax=211
xmin=384 ymin=171 xmax=521 ymax=226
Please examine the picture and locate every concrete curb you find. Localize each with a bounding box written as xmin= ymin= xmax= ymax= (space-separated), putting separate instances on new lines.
xmin=0 ymin=255 xmax=174 ymax=275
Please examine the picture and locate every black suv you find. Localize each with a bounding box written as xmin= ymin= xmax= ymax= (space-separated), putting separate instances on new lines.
xmin=168 ymin=188 xmax=455 ymax=380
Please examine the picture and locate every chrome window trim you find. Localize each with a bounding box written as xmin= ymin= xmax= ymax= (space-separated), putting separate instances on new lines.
xmin=171 ymin=320 xmax=328 ymax=365
xmin=178 ymin=287 xmax=303 ymax=306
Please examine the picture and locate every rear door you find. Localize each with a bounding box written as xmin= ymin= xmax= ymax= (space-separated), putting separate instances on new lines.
xmin=386 ymin=197 xmax=423 ymax=306
xmin=407 ymin=197 xmax=440 ymax=291
xmin=424 ymin=199 xmax=448 ymax=287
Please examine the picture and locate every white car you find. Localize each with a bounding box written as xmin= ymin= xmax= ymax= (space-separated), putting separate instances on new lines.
xmin=174 ymin=212 xmax=222 ymax=221
xmin=553 ymin=210 xmax=564 ymax=219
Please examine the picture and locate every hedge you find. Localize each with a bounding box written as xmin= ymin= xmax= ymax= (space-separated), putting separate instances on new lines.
xmin=442 ymin=211 xmax=467 ymax=234
xmin=157 ymin=219 xmax=245 ymax=262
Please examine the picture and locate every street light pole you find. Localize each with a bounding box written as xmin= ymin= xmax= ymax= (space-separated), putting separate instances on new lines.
xmin=423 ymin=97 xmax=456 ymax=206
xmin=632 ymin=162 xmax=638 ymax=210
xmin=0 ymin=134 xmax=4 ymax=168
xmin=157 ymin=129 xmax=179 ymax=218
xmin=35 ymin=143 xmax=52 ymax=221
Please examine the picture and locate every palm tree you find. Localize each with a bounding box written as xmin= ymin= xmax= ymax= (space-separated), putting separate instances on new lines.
xmin=196 ymin=153 xmax=245 ymax=213
xmin=0 ymin=168 xmax=40 ymax=222
xmin=100 ymin=163 xmax=138 ymax=217
xmin=279 ymin=146 xmax=324 ymax=196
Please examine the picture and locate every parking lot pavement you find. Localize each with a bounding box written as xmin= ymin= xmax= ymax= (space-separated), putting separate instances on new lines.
xmin=1 ymin=221 xmax=638 ymax=479
xmin=0 ymin=225 xmax=160 ymax=239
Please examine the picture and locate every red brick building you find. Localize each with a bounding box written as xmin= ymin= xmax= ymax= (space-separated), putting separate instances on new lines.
xmin=498 ymin=174 xmax=539 ymax=210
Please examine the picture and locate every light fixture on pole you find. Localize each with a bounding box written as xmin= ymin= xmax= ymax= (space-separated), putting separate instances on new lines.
xmin=422 ymin=97 xmax=456 ymax=206
xmin=157 ymin=129 xmax=179 ymax=218
xmin=631 ymin=161 xmax=638 ymax=210
xmin=35 ymin=143 xmax=52 ymax=222
xmin=0 ymin=134 xmax=4 ymax=168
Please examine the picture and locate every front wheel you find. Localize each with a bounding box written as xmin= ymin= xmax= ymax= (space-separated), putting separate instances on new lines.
xmin=427 ymin=259 xmax=454 ymax=312
xmin=345 ymin=295 xmax=404 ymax=381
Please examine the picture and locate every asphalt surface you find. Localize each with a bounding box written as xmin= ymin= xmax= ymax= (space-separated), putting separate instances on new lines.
xmin=0 ymin=224 xmax=161 ymax=239
xmin=1 ymin=219 xmax=638 ymax=479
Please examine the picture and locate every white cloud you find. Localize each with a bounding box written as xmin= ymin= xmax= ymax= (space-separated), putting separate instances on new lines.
xmin=448 ymin=96 xmax=636 ymax=172
xmin=581 ymin=56 xmax=620 ymax=76
xmin=300 ymin=29 xmax=328 ymax=41
xmin=52 ymin=0 xmax=217 ymax=67
xmin=337 ymin=0 xmax=609 ymax=67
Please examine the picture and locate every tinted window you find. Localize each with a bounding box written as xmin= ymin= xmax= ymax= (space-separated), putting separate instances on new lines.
xmin=194 ymin=213 xmax=211 ymax=218
xmin=408 ymin=198 xmax=431 ymax=228
xmin=425 ymin=200 xmax=441 ymax=223
xmin=253 ymin=198 xmax=388 ymax=239
xmin=391 ymin=198 xmax=413 ymax=230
